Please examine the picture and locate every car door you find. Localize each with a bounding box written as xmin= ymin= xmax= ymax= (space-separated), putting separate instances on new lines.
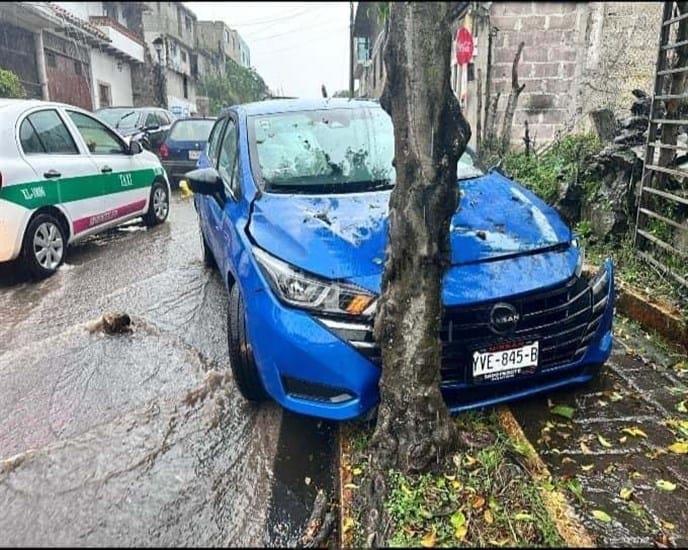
xmin=196 ymin=117 xmax=227 ymax=257
xmin=211 ymin=116 xmax=242 ymax=274
xmin=145 ymin=111 xmax=167 ymax=151
xmin=64 ymin=109 xmax=150 ymax=226
xmin=17 ymin=107 xmax=103 ymax=239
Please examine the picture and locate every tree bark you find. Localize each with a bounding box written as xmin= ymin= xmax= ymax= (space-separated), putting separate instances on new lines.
xmin=363 ymin=2 xmax=470 ymax=545
xmin=589 ymin=108 xmax=618 ymax=143
xmin=500 ymin=41 xmax=526 ymax=155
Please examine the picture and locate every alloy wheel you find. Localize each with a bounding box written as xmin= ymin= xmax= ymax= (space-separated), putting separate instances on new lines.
xmin=153 ymin=187 xmax=169 ymax=220
xmin=33 ymin=222 xmax=63 ymax=270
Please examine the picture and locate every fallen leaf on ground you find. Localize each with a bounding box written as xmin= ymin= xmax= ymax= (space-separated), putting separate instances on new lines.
xmin=622 ymin=427 xmax=648 ymax=438
xmin=484 ymin=509 xmax=494 ymax=525
xmin=597 ymin=434 xmax=613 ymax=448
xmin=668 ymin=441 xmax=688 ymax=454
xmin=581 ymin=464 xmax=594 ymax=472
xmin=619 ymin=487 xmax=633 ymax=500
xmin=580 ymin=442 xmax=592 ymax=454
xmin=471 ymin=495 xmax=485 ymax=510
xmin=619 ymin=436 xmax=628 ymax=444
xmin=344 ymin=483 xmax=358 ymax=490
xmin=450 ymin=511 xmax=466 ymax=529
xmin=420 ymin=530 xmax=436 ymax=548
xmin=551 ymin=404 xmax=575 ymax=419
xmin=677 ymin=400 xmax=687 ymax=413
xmin=454 ymin=524 xmax=468 ymax=541
xmin=592 ymin=510 xmax=612 ymax=523
xmin=656 ymin=480 xmax=676 ymax=492
xmin=609 ymin=391 xmax=624 ymax=402
xmin=352 ymin=467 xmax=362 ymax=476
xmin=342 ymin=516 xmax=355 ymax=534
xmin=661 ymin=520 xmax=676 ymax=531
xmin=514 ymin=512 xmax=533 ymax=521
xmin=304 ymin=477 xmax=311 ymax=486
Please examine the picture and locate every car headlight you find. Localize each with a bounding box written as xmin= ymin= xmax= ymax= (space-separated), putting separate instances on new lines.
xmin=571 ymin=237 xmax=585 ymax=278
xmin=253 ymin=247 xmax=376 ymax=317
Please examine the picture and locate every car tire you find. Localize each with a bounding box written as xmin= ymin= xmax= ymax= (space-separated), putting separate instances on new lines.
xmin=20 ymin=213 xmax=67 ymax=280
xmin=227 ymin=283 xmax=267 ymax=402
xmin=200 ymin=225 xmax=216 ymax=269
xmin=143 ymin=181 xmax=169 ymax=227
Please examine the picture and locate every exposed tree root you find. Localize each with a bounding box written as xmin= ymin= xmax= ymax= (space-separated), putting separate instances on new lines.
xmin=299 ymin=489 xmax=335 ymax=548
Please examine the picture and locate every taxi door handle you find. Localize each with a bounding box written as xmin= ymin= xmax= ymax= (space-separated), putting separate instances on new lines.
xmin=101 ymin=166 xmax=113 ymax=173
xmin=43 ymin=170 xmax=61 ymax=178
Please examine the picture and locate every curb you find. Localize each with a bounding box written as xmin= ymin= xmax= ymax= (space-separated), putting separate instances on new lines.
xmin=583 ymin=263 xmax=687 ymax=353
xmin=337 ymin=423 xmax=355 ymax=549
xmin=495 ymin=406 xmax=596 ymax=548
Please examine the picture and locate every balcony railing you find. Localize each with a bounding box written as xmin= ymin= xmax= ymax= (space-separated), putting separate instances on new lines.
xmin=89 ymin=16 xmax=145 ymax=63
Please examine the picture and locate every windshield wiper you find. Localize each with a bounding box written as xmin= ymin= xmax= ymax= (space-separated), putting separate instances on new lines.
xmin=116 ymin=111 xmax=135 ymax=128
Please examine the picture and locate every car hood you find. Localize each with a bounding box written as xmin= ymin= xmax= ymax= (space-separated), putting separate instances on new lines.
xmin=248 ymin=171 xmax=572 ymax=280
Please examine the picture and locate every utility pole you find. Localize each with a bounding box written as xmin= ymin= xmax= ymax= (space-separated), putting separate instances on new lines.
xmin=349 ymin=1 xmax=354 ymax=98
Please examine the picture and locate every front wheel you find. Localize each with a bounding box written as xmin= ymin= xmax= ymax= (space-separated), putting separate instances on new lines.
xmin=227 ymin=284 xmax=267 ymax=402
xmin=143 ymin=181 xmax=169 ymax=227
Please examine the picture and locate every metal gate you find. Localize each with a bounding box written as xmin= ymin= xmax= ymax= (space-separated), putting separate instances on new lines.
xmin=634 ymin=1 xmax=688 ymax=289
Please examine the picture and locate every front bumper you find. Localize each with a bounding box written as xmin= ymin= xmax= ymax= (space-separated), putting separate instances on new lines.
xmin=245 ymin=258 xmax=615 ymax=421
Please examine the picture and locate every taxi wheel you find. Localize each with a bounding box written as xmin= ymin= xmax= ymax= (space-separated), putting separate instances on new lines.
xmin=143 ymin=181 xmax=169 ymax=227
xmin=20 ymin=213 xmax=66 ymax=279
xmin=228 ymin=283 xmax=267 ymax=402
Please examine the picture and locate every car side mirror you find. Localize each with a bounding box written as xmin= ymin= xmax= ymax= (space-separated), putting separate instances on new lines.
xmin=129 ymin=140 xmax=142 ymax=155
xmin=144 ymin=123 xmax=160 ymax=132
xmin=186 ymin=167 xmax=224 ymax=196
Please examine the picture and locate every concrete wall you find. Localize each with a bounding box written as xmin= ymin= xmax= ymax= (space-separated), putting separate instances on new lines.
xmin=141 ymin=1 xmax=195 ymax=47
xmin=90 ymin=47 xmax=133 ymax=108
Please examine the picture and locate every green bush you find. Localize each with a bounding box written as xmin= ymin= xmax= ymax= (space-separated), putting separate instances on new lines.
xmin=502 ymin=134 xmax=603 ymax=204
xmin=0 ymin=68 xmax=25 ymax=99
xmin=198 ymin=58 xmax=269 ymax=115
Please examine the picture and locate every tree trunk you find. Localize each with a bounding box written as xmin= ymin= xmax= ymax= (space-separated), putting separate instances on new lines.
xmin=476 ymin=68 xmax=483 ymax=153
xmin=363 ymin=2 xmax=471 ymax=545
xmin=658 ymin=1 xmax=688 ymax=169
xmin=589 ymin=108 xmax=618 ymax=143
xmin=500 ymin=41 xmax=526 ymax=155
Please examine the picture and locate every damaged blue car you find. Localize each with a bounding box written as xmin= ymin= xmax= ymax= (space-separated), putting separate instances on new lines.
xmin=187 ymin=98 xmax=614 ymax=421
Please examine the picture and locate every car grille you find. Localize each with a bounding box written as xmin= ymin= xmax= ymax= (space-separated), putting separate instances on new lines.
xmin=319 ymin=268 xmax=610 ymax=385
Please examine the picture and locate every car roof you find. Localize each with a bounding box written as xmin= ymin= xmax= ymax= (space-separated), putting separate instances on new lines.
xmin=236 ymin=97 xmax=380 ymax=117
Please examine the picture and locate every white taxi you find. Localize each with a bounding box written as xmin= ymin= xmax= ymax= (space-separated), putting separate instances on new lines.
xmin=0 ymin=99 xmax=170 ymax=278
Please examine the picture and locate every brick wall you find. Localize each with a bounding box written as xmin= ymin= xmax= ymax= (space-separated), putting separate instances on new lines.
xmin=487 ymin=2 xmax=661 ymax=147
xmin=490 ymin=2 xmax=583 ymax=144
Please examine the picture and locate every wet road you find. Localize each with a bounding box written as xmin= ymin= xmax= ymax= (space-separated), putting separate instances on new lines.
xmin=0 ymin=193 xmax=334 ymax=546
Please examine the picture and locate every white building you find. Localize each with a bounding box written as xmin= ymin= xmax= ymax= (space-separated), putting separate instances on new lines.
xmin=52 ymin=2 xmax=145 ymax=109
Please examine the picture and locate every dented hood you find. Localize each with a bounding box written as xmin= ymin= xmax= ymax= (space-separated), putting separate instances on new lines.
xmin=248 ymin=172 xmax=572 ymax=280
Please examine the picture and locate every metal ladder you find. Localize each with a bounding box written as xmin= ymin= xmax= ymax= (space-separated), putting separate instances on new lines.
xmin=634 ymin=0 xmax=688 ymax=289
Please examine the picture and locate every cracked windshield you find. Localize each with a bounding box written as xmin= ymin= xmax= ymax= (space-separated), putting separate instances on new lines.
xmin=0 ymin=0 xmax=686 ymax=548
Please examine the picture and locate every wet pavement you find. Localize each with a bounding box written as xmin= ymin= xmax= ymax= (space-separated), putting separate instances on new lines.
xmin=511 ymin=316 xmax=688 ymax=547
xmin=0 ymin=193 xmax=335 ymax=546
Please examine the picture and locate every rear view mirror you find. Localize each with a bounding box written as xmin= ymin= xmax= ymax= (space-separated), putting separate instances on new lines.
xmin=186 ymin=167 xmax=223 ymax=196
xmin=144 ymin=123 xmax=160 ymax=132
xmin=129 ymin=140 xmax=142 ymax=155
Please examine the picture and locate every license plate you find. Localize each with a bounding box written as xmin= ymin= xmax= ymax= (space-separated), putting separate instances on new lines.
xmin=472 ymin=341 xmax=539 ymax=383
xmin=188 ymin=150 xmax=201 ymax=160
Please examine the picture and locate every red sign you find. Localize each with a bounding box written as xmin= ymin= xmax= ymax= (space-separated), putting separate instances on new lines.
xmin=455 ymin=27 xmax=474 ymax=65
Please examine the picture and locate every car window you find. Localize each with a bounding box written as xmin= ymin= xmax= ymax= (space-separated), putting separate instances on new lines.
xmin=218 ymin=119 xmax=239 ymax=196
xmin=145 ymin=112 xmax=161 ymax=128
xmin=20 ymin=110 xmax=78 ymax=155
xmin=67 ymin=111 xmax=127 ymax=155
xmin=116 ymin=110 xmax=140 ymax=129
xmin=159 ymin=111 xmax=171 ymax=125
xmin=207 ymin=118 xmax=227 ymax=166
xmin=169 ymin=120 xmax=215 ymax=141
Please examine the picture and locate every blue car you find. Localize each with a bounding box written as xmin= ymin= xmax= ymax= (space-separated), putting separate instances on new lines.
xmin=159 ymin=117 xmax=216 ymax=187
xmin=187 ymin=98 xmax=614 ymax=421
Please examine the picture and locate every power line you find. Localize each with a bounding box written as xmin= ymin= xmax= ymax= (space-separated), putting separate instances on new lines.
xmin=240 ymin=5 xmax=331 ymax=39
xmin=249 ymin=20 xmax=348 ymax=42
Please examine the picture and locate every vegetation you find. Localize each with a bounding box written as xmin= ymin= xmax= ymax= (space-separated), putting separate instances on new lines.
xmin=0 ymin=68 xmax=26 ymax=99
xmin=500 ymin=134 xmax=603 ymax=204
xmin=198 ymin=58 xmax=269 ymax=115
xmin=345 ymin=412 xmax=563 ymax=548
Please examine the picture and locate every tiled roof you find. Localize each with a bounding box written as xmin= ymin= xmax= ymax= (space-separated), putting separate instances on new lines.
xmin=46 ymin=3 xmax=110 ymax=42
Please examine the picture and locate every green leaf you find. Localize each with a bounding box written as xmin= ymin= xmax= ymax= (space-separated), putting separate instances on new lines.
xmin=551 ymin=405 xmax=575 ymax=419
xmin=656 ymin=479 xmax=677 ymax=492
xmin=514 ymin=512 xmax=534 ymax=521
xmin=450 ymin=511 xmax=466 ymax=529
xmin=592 ymin=510 xmax=612 ymax=523
xmin=619 ymin=487 xmax=633 ymax=500
xmin=677 ymin=400 xmax=687 ymax=414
